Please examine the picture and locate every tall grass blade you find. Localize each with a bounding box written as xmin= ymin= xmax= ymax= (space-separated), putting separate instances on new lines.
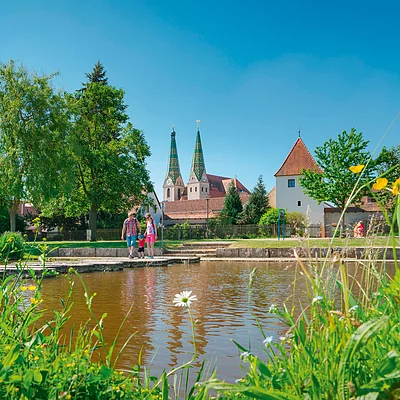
xmin=338 ymin=316 xmax=389 ymax=398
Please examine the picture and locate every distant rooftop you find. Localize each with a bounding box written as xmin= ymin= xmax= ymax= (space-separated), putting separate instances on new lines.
xmin=275 ymin=137 xmax=322 ymax=177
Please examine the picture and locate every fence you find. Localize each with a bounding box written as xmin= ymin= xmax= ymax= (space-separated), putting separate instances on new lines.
xmin=33 ymin=223 xmax=323 ymax=242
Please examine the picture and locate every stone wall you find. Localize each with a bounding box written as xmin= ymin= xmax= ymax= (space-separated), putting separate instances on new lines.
xmin=215 ymin=247 xmax=400 ymax=260
xmin=55 ymin=247 xmax=164 ymax=258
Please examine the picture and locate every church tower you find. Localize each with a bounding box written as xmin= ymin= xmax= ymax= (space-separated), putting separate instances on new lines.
xmin=187 ymin=128 xmax=209 ymax=200
xmin=163 ymin=127 xmax=185 ymax=202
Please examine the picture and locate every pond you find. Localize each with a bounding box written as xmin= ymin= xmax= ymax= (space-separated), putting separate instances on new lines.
xmin=38 ymin=260 xmax=329 ymax=381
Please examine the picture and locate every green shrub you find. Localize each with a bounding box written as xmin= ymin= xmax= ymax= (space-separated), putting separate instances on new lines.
xmin=0 ymin=231 xmax=25 ymax=261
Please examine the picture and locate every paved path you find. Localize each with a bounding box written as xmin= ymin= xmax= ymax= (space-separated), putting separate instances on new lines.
xmin=1 ymin=256 xmax=200 ymax=278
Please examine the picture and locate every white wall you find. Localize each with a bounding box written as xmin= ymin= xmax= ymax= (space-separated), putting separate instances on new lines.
xmin=275 ymin=175 xmax=324 ymax=225
xmin=140 ymin=192 xmax=162 ymax=225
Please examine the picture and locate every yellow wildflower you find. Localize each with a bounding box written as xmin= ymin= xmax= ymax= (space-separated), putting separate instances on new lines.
xmin=30 ymin=298 xmax=39 ymax=305
xmin=349 ymin=164 xmax=364 ymax=173
xmin=372 ymin=177 xmax=388 ymax=191
xmin=32 ymin=217 xmax=41 ymax=228
xmin=28 ymin=285 xmax=37 ymax=291
xmin=21 ymin=286 xmax=28 ymax=291
xmin=392 ymin=178 xmax=400 ymax=195
xmin=34 ymin=356 xmax=39 ymax=361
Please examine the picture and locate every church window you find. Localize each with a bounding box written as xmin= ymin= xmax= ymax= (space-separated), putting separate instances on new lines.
xmin=167 ymin=188 xmax=170 ymax=198
xmin=195 ymin=187 xmax=197 ymax=192
xmin=201 ymin=187 xmax=204 ymax=192
xmin=288 ymin=179 xmax=295 ymax=188
xmin=297 ymin=201 xmax=301 ymax=206
xmin=190 ymin=187 xmax=192 ymax=192
xmin=178 ymin=188 xmax=181 ymax=199
xmin=205 ymin=187 xmax=207 ymax=192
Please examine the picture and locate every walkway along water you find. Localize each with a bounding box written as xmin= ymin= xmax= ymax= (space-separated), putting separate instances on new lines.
xmin=2 ymin=241 xmax=398 ymax=278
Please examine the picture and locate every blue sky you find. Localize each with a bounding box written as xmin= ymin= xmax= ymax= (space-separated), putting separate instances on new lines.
xmin=1 ymin=0 xmax=400 ymax=198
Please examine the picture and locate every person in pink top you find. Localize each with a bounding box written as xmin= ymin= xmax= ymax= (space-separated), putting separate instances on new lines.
xmin=137 ymin=234 xmax=145 ymax=258
xmin=145 ymin=212 xmax=157 ymax=258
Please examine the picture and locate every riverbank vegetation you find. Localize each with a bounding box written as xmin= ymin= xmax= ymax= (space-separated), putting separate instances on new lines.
xmin=200 ymin=169 xmax=400 ymax=398
xmin=1 ymin=170 xmax=399 ymax=399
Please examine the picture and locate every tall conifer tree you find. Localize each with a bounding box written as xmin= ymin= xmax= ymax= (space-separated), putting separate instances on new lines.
xmin=220 ymin=181 xmax=243 ymax=225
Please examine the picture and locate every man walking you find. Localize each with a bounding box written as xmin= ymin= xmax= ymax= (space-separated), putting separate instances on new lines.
xmin=121 ymin=212 xmax=141 ymax=258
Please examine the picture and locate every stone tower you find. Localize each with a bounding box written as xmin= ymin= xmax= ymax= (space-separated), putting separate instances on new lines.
xmin=187 ymin=129 xmax=209 ymax=200
xmin=163 ymin=127 xmax=185 ymax=202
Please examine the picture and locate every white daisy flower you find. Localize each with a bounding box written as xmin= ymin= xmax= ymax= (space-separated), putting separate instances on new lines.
xmin=173 ymin=290 xmax=197 ymax=307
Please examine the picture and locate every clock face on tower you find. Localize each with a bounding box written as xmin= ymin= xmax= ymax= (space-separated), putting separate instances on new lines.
xmin=167 ymin=178 xmax=172 ymax=185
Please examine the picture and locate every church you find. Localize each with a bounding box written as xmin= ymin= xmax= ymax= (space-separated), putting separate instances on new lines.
xmin=162 ymin=127 xmax=251 ymax=225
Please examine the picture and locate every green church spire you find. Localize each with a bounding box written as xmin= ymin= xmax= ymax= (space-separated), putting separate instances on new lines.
xmin=166 ymin=127 xmax=182 ymax=184
xmin=191 ymin=129 xmax=206 ymax=181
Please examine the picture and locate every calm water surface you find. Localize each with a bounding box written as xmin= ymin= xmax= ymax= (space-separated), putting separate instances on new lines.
xmin=39 ymin=261 xmax=311 ymax=381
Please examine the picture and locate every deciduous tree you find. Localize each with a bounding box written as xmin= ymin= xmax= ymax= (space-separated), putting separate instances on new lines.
xmin=373 ymin=145 xmax=400 ymax=214
xmin=46 ymin=62 xmax=152 ymax=241
xmin=0 ymin=60 xmax=72 ymax=231
xmin=300 ymin=128 xmax=373 ymax=233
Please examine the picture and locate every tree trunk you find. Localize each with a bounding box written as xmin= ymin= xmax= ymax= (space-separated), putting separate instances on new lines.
xmin=340 ymin=211 xmax=346 ymax=237
xmin=9 ymin=200 xmax=19 ymax=232
xmin=89 ymin=204 xmax=97 ymax=242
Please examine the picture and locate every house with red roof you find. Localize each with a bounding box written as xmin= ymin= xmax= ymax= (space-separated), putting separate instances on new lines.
xmin=274 ymin=135 xmax=325 ymax=225
xmin=162 ymin=127 xmax=250 ymax=225
xmin=272 ymin=134 xmax=383 ymax=234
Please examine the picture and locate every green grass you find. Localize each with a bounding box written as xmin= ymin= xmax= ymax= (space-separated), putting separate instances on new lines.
xmin=231 ymin=236 xmax=400 ymax=248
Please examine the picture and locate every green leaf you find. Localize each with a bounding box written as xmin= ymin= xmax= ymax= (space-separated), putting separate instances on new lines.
xmin=1 ymin=344 xmax=20 ymax=369
xmin=200 ymin=379 xmax=298 ymax=399
xmin=100 ymin=364 xmax=111 ymax=380
xmin=338 ymin=317 xmax=389 ymax=398
xmin=161 ymin=372 xmax=168 ymax=400
xmin=33 ymin=369 xmax=42 ymax=384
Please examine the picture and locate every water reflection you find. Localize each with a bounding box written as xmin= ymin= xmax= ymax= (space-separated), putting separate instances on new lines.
xmin=38 ymin=260 xmax=390 ymax=381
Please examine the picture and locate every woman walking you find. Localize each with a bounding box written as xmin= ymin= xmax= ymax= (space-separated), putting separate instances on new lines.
xmin=145 ymin=213 xmax=157 ymax=258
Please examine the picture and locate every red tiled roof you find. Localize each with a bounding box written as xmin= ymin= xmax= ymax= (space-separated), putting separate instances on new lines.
xmin=207 ymin=174 xmax=251 ymax=198
xmin=164 ymin=194 xmax=250 ymax=220
xmin=275 ymin=138 xmax=322 ymax=177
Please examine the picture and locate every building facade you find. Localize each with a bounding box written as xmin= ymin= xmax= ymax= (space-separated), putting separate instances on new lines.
xmin=274 ymin=136 xmax=325 ymax=225
xmin=162 ymin=127 xmax=250 ymax=224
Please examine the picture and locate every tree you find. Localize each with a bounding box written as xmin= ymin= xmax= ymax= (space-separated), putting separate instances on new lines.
xmin=45 ymin=62 xmax=152 ymax=241
xmin=286 ymin=211 xmax=306 ymax=236
xmin=85 ymin=61 xmax=108 ymax=84
xmin=240 ymin=175 xmax=269 ymax=224
xmin=373 ymin=145 xmax=400 ymax=214
xmin=259 ymin=208 xmax=282 ymax=225
xmin=0 ymin=60 xmax=72 ymax=231
xmin=219 ymin=181 xmax=243 ymax=225
xmin=300 ymin=128 xmax=373 ymax=233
